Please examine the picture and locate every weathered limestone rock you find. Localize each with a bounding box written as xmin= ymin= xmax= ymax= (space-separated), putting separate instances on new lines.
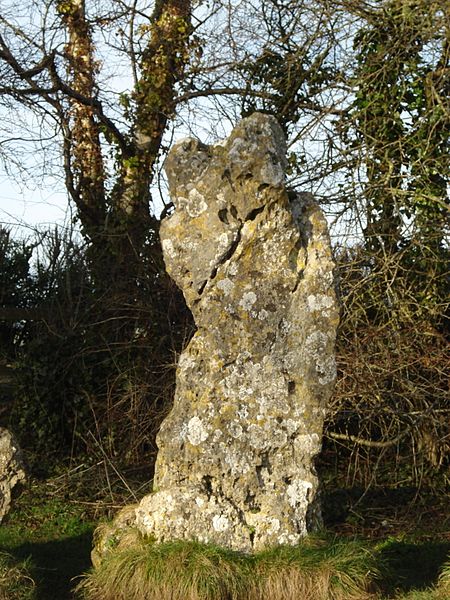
xmin=133 ymin=113 xmax=339 ymax=552
xmin=0 ymin=428 xmax=25 ymax=523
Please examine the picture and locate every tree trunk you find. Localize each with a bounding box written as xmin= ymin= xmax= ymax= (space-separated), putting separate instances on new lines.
xmin=57 ymin=0 xmax=192 ymax=342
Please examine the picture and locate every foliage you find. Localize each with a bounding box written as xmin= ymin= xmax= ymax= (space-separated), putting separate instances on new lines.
xmin=0 ymin=228 xmax=34 ymax=355
xmin=0 ymin=228 xmax=192 ymax=469
xmin=322 ymin=243 xmax=449 ymax=489
xmin=346 ymin=0 xmax=449 ymax=265
xmin=0 ymin=0 xmax=195 ymax=471
xmin=316 ymin=0 xmax=449 ymax=488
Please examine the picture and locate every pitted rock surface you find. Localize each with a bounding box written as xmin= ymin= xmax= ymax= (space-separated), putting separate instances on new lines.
xmin=0 ymin=428 xmax=25 ymax=523
xmin=134 ymin=113 xmax=339 ymax=552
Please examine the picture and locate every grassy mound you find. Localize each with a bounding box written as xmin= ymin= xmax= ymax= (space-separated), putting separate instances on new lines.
xmin=77 ymin=531 xmax=379 ymax=600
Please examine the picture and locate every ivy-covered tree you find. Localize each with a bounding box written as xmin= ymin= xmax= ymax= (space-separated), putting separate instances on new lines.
xmin=351 ymin=0 xmax=449 ymax=258
xmin=0 ymin=1 xmax=198 ymax=460
xmin=0 ymin=1 xmax=197 ymax=356
xmin=326 ymin=0 xmax=449 ymax=479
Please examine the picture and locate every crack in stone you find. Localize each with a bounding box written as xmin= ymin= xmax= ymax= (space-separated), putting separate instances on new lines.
xmin=196 ymin=203 xmax=267 ymax=299
xmin=292 ymin=267 xmax=305 ymax=293
xmin=211 ymin=227 xmax=242 ymax=279
xmin=202 ymin=475 xmax=213 ymax=500
xmin=218 ymin=208 xmax=229 ymax=224
xmin=291 ymin=236 xmax=308 ymax=294
xmin=197 ymin=280 xmax=207 ymax=295
xmin=255 ymin=452 xmax=271 ymax=489
xmin=222 ymin=359 xmax=237 ymax=369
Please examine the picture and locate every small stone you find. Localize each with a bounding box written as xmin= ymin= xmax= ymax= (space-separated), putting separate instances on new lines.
xmin=0 ymin=428 xmax=25 ymax=524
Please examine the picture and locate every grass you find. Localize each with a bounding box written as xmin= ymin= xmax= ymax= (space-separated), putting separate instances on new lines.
xmin=0 ymin=551 xmax=35 ymax=600
xmin=77 ymin=533 xmax=450 ymax=600
xmin=77 ymin=481 xmax=450 ymax=600
xmin=78 ymin=531 xmax=251 ymax=600
xmin=251 ymin=537 xmax=379 ymax=600
xmin=77 ymin=531 xmax=380 ymax=600
xmin=0 ymin=473 xmax=449 ymax=599
xmin=377 ymin=538 xmax=450 ymax=597
xmin=0 ymin=481 xmax=96 ymax=599
xmin=395 ymin=557 xmax=450 ymax=600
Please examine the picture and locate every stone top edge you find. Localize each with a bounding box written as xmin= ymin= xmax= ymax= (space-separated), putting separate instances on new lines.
xmin=170 ymin=112 xmax=286 ymax=158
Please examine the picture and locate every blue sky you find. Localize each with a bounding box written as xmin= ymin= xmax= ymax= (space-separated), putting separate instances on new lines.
xmin=0 ymin=173 xmax=70 ymax=237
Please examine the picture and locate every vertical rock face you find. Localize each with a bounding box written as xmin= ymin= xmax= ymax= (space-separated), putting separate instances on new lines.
xmin=0 ymin=428 xmax=25 ymax=523
xmin=135 ymin=113 xmax=339 ymax=552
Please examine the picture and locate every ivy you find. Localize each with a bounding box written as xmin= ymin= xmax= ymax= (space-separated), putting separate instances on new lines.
xmin=349 ymin=0 xmax=448 ymax=257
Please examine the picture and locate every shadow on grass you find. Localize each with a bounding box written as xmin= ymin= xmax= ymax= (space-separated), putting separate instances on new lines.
xmin=7 ymin=530 xmax=93 ymax=600
xmin=379 ymin=539 xmax=450 ymax=597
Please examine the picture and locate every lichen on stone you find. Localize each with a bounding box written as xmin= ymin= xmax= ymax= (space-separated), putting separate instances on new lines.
xmin=94 ymin=113 xmax=339 ymax=558
xmin=0 ymin=428 xmax=25 ymax=524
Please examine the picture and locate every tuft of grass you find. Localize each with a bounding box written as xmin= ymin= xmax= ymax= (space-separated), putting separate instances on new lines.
xmin=437 ymin=557 xmax=450 ymax=592
xmin=249 ymin=536 xmax=378 ymax=600
xmin=77 ymin=529 xmax=250 ymax=600
xmin=0 ymin=551 xmax=35 ymax=600
xmin=76 ymin=532 xmax=378 ymax=600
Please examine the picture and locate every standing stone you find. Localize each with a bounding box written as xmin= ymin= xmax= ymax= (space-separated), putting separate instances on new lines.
xmin=134 ymin=113 xmax=339 ymax=552
xmin=0 ymin=428 xmax=25 ymax=523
